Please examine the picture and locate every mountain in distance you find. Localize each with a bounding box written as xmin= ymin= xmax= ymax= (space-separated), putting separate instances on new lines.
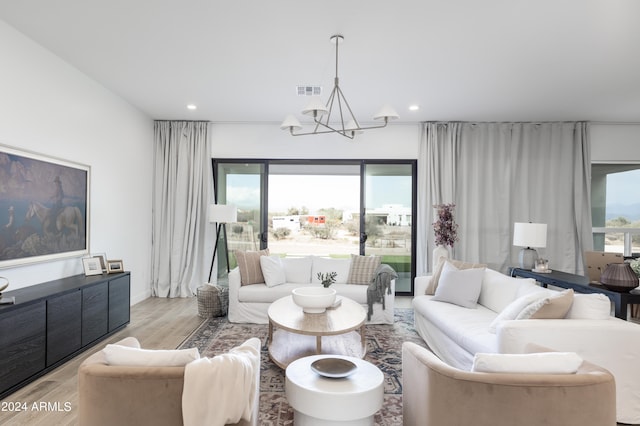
xmin=606 ymin=203 xmax=640 ymax=222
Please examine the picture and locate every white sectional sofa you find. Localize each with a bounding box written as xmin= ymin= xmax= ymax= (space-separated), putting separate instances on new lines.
xmin=412 ymin=260 xmax=640 ymax=424
xmin=228 ymin=254 xmax=395 ymax=325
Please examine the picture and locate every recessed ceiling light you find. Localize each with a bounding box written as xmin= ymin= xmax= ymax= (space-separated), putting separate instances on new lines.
xmin=187 ymin=104 xmax=197 ymax=110
xmin=409 ymin=105 xmax=420 ymax=111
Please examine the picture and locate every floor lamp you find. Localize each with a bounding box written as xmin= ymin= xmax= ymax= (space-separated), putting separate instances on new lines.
xmin=208 ymin=204 xmax=238 ymax=283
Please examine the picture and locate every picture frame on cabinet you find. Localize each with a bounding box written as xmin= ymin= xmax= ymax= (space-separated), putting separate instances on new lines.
xmin=91 ymin=252 xmax=108 ymax=273
xmin=82 ymin=257 xmax=103 ymax=276
xmin=107 ymin=259 xmax=124 ymax=274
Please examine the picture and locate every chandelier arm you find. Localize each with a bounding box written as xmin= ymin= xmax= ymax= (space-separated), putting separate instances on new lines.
xmin=335 ymin=85 xmax=360 ymax=129
xmin=289 ymin=126 xmax=355 ymax=139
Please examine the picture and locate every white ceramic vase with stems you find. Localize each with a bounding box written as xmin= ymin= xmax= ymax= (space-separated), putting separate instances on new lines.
xmin=432 ymin=245 xmax=451 ymax=272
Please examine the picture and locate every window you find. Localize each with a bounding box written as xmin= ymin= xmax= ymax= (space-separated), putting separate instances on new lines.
xmin=591 ymin=164 xmax=640 ymax=256
xmin=213 ymin=159 xmax=417 ymax=294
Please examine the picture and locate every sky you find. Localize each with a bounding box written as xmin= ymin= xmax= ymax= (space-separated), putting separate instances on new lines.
xmin=226 ymin=174 xmax=412 ymax=213
xmin=607 ymin=169 xmax=640 ymax=205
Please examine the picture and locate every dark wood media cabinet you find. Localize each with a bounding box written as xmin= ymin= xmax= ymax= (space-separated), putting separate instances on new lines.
xmin=0 ymin=272 xmax=130 ymax=399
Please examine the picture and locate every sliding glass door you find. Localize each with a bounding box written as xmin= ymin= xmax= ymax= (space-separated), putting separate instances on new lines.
xmin=362 ymin=162 xmax=415 ymax=293
xmin=213 ymin=159 xmax=417 ymax=294
xmin=213 ymin=162 xmax=266 ymax=282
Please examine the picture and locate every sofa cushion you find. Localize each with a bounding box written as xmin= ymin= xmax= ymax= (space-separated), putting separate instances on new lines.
xmin=238 ymin=283 xmax=302 ymax=303
xmin=427 ymin=257 xmax=486 ymax=295
xmin=281 ymin=257 xmax=313 ymax=284
xmin=413 ymin=295 xmax=499 ymax=355
xmin=471 ymin=352 xmax=583 ymax=374
xmin=235 ymin=249 xmax=269 ymax=285
xmin=347 ymin=254 xmax=381 ymax=285
xmin=565 ymin=293 xmax=611 ymax=320
xmin=311 ymin=257 xmax=351 ymax=285
xmin=260 ymin=255 xmax=286 ymax=287
xmin=479 ymin=269 xmax=535 ymax=313
xmin=431 ymin=261 xmax=485 ymax=308
xmin=517 ymin=289 xmax=574 ymax=320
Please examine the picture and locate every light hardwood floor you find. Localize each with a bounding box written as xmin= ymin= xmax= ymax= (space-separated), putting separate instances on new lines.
xmin=0 ymin=296 xmax=202 ymax=426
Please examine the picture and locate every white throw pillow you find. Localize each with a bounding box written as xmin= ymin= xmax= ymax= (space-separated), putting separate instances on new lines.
xmin=311 ymin=256 xmax=351 ymax=284
xmin=281 ymin=257 xmax=313 ymax=284
xmin=478 ymin=269 xmax=522 ymax=313
xmin=488 ymin=291 xmax=548 ymax=333
xmin=431 ymin=261 xmax=485 ymax=308
xmin=472 ymin=352 xmax=583 ymax=374
xmin=103 ymin=345 xmax=200 ymax=366
xmin=565 ymin=293 xmax=612 ymax=320
xmin=259 ymin=255 xmax=287 ymax=287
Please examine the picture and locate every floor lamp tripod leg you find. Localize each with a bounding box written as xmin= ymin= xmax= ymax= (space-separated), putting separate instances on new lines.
xmin=208 ymin=224 xmax=222 ymax=283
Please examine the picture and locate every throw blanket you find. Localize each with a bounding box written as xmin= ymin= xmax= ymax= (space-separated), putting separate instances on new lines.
xmin=367 ymin=263 xmax=397 ymax=320
xmin=182 ymin=338 xmax=260 ymax=426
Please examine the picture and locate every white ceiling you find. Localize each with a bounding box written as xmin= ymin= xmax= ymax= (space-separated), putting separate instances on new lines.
xmin=1 ymin=0 xmax=640 ymax=124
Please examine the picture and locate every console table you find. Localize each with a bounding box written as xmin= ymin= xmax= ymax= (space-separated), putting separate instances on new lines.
xmin=0 ymin=272 xmax=130 ymax=399
xmin=510 ymin=268 xmax=640 ymax=320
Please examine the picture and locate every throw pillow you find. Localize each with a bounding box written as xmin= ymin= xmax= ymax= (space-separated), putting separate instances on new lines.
xmin=259 ymin=255 xmax=286 ymax=287
xmin=103 ymin=345 xmax=200 ymax=366
xmin=565 ymin=293 xmax=611 ymax=320
xmin=431 ymin=261 xmax=485 ymax=308
xmin=488 ymin=290 xmax=548 ymax=333
xmin=311 ymin=256 xmax=351 ymax=285
xmin=281 ymin=257 xmax=313 ymax=284
xmin=426 ymin=257 xmax=486 ymax=295
xmin=478 ymin=269 xmax=527 ymax=313
xmin=347 ymin=254 xmax=381 ymax=285
xmin=516 ymin=289 xmax=574 ymax=320
xmin=235 ymin=249 xmax=269 ymax=285
xmin=471 ymin=352 xmax=583 ymax=374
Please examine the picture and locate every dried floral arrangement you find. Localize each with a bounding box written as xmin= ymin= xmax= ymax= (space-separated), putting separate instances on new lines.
xmin=433 ymin=203 xmax=459 ymax=247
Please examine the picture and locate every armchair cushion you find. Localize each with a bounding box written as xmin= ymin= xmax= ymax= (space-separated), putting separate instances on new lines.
xmin=471 ymin=351 xmax=583 ymax=374
xmin=103 ymin=344 xmax=200 ymax=367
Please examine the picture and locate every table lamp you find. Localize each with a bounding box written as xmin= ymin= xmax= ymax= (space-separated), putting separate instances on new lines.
xmin=513 ymin=222 xmax=547 ymax=270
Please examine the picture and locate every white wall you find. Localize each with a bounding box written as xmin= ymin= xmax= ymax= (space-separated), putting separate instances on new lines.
xmin=211 ymin=122 xmax=421 ymax=159
xmin=0 ymin=20 xmax=153 ymax=304
xmin=591 ymin=123 xmax=640 ymax=163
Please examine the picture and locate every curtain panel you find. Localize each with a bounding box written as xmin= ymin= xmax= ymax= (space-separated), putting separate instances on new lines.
xmin=151 ymin=121 xmax=213 ymax=297
xmin=417 ymin=122 xmax=592 ymax=275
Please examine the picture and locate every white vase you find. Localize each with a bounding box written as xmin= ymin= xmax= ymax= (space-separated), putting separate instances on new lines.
xmin=432 ymin=245 xmax=450 ymax=272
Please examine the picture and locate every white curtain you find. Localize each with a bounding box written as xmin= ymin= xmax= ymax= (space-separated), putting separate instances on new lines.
xmin=151 ymin=121 xmax=213 ymax=297
xmin=417 ymin=122 xmax=592 ymax=275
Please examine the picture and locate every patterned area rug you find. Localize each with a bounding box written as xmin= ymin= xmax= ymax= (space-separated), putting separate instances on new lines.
xmin=178 ymin=308 xmax=426 ymax=425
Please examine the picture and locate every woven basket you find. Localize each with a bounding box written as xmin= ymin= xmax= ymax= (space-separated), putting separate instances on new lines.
xmin=197 ymin=285 xmax=229 ymax=318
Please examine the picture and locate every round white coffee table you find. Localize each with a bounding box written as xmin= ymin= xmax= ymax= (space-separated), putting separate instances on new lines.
xmin=285 ymin=354 xmax=384 ymax=425
xmin=268 ymin=295 xmax=367 ymax=368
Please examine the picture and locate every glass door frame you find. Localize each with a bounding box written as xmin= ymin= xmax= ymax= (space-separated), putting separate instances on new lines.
xmin=213 ymin=158 xmax=417 ymax=295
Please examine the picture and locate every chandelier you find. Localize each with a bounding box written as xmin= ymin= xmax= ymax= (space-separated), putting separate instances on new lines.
xmin=280 ymin=35 xmax=399 ymax=140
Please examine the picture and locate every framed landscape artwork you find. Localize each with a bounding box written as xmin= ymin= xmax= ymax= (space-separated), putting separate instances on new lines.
xmin=0 ymin=144 xmax=90 ymax=268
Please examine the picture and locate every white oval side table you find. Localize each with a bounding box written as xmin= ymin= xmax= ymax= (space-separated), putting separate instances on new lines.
xmin=285 ymin=354 xmax=384 ymax=425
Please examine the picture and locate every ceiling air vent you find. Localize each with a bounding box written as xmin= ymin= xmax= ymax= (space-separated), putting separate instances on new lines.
xmin=296 ymin=85 xmax=322 ymax=96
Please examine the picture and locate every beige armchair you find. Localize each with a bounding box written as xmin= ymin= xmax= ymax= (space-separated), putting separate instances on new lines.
xmin=78 ymin=337 xmax=260 ymax=426
xmin=402 ymin=342 xmax=616 ymax=426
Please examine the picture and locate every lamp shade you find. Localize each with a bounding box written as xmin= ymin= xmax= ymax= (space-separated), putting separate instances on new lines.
xmin=280 ymin=115 xmax=302 ymax=131
xmin=513 ymin=222 xmax=547 ymax=248
xmin=373 ymin=104 xmax=399 ymax=121
xmin=209 ymin=204 xmax=237 ymax=224
xmin=301 ymin=97 xmax=329 ymax=117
